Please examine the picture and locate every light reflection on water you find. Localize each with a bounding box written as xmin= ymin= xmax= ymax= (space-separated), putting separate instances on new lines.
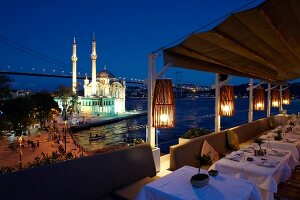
xmin=72 ymin=98 xmax=300 ymax=154
xmin=72 ymin=99 xmax=147 ymax=152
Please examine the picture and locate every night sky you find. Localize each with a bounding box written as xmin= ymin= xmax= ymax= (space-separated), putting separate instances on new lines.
xmin=0 ymin=0 xmax=265 ymax=91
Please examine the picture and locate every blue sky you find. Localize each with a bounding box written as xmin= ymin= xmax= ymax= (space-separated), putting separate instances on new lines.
xmin=0 ymin=0 xmax=265 ymax=91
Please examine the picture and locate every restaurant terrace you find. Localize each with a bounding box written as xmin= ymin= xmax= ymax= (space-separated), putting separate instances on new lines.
xmin=1 ymin=0 xmax=300 ymax=200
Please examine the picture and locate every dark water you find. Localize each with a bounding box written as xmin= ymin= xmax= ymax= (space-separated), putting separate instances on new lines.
xmin=73 ymin=98 xmax=300 ymax=154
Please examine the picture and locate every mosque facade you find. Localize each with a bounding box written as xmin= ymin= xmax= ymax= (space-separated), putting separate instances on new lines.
xmin=55 ymin=35 xmax=126 ymax=117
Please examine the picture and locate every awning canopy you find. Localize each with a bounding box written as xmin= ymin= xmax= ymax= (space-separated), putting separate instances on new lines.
xmin=164 ymin=0 xmax=300 ymax=84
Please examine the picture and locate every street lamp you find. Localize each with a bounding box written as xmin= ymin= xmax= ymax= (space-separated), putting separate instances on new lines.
xmin=18 ymin=136 xmax=23 ymax=169
xmin=63 ymin=108 xmax=68 ymax=153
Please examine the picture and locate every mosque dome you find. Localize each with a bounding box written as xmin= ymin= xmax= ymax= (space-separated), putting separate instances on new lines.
xmin=97 ymin=66 xmax=115 ymax=78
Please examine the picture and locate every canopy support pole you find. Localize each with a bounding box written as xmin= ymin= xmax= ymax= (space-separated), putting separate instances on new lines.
xmin=147 ymin=54 xmax=156 ymax=147
xmin=267 ymin=83 xmax=271 ymax=117
xmin=248 ymin=78 xmax=253 ymax=123
xmin=279 ymin=85 xmax=283 ymax=113
xmin=214 ymin=73 xmax=220 ymax=132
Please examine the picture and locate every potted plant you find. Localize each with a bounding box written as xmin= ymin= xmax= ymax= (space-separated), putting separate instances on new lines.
xmin=254 ymin=138 xmax=264 ymax=151
xmin=179 ymin=128 xmax=212 ymax=144
xmin=190 ymin=154 xmax=212 ymax=188
xmin=274 ymin=129 xmax=282 ymax=141
xmin=254 ymin=137 xmax=265 ymax=156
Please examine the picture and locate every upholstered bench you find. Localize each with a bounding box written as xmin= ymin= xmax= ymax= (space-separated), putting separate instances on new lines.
xmin=0 ymin=143 xmax=158 ymax=200
xmin=169 ymin=115 xmax=290 ymax=171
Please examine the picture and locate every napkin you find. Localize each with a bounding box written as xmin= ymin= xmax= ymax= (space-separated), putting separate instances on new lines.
xmin=293 ymin=125 xmax=300 ymax=131
xmin=256 ymin=161 xmax=279 ymax=168
xmin=283 ymin=138 xmax=298 ymax=143
xmin=240 ymin=147 xmax=253 ymax=153
xmin=225 ymin=151 xmax=243 ymax=162
xmin=268 ymin=151 xmax=288 ymax=157
xmin=260 ymin=135 xmax=271 ymax=140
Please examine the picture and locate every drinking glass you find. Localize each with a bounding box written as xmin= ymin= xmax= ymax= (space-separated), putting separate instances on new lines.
xmin=266 ymin=143 xmax=272 ymax=154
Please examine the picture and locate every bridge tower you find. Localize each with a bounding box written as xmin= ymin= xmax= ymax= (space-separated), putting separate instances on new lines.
xmin=72 ymin=35 xmax=78 ymax=94
xmin=91 ymin=33 xmax=97 ymax=95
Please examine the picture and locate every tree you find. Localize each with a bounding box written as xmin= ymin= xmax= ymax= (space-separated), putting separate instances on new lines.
xmin=0 ymin=75 xmax=12 ymax=136
xmin=2 ymin=97 xmax=35 ymax=135
xmin=54 ymin=85 xmax=78 ymax=118
xmin=0 ymin=75 xmax=12 ymax=100
xmin=31 ymin=92 xmax=60 ymax=128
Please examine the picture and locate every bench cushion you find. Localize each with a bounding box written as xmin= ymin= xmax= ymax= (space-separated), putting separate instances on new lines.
xmin=201 ymin=140 xmax=219 ymax=164
xmin=227 ymin=130 xmax=240 ymax=150
xmin=114 ymin=176 xmax=160 ymax=200
xmin=269 ymin=116 xmax=276 ymax=129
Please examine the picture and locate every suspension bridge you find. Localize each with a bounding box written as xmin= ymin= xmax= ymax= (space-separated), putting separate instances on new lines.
xmin=0 ymin=70 xmax=145 ymax=85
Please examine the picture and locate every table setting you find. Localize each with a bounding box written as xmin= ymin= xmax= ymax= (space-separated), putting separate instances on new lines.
xmin=135 ymin=166 xmax=262 ymax=200
xmin=209 ymin=145 xmax=294 ymax=200
xmin=259 ymin=126 xmax=300 ymax=161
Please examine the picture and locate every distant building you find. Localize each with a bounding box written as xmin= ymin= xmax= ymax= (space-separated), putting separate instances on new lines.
xmin=11 ymin=90 xmax=34 ymax=98
xmin=55 ymin=35 xmax=126 ymax=117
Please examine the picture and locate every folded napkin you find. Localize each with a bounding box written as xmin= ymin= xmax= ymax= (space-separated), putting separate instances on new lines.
xmin=225 ymin=151 xmax=243 ymax=162
xmin=240 ymin=147 xmax=253 ymax=153
xmin=256 ymin=161 xmax=279 ymax=168
xmin=291 ymin=131 xmax=300 ymax=135
xmin=293 ymin=125 xmax=300 ymax=131
xmin=268 ymin=151 xmax=288 ymax=157
xmin=260 ymin=135 xmax=271 ymax=140
xmin=276 ymin=125 xmax=283 ymax=130
xmin=283 ymin=138 xmax=298 ymax=143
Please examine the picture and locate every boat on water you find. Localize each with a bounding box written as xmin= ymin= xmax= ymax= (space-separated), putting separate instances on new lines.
xmin=89 ymin=133 xmax=106 ymax=141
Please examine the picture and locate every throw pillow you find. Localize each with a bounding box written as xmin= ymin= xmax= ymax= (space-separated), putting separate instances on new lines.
xmin=201 ymin=140 xmax=219 ymax=164
xmin=227 ymin=129 xmax=240 ymax=150
xmin=269 ymin=116 xmax=276 ymax=129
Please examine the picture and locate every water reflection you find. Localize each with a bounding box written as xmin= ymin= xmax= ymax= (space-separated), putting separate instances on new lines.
xmin=72 ymin=98 xmax=300 ymax=154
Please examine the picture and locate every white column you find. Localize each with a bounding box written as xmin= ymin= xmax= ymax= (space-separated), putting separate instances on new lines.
xmin=248 ymin=78 xmax=253 ymax=123
xmin=279 ymin=85 xmax=283 ymax=113
xmin=267 ymin=83 xmax=271 ymax=117
xmin=215 ymin=74 xmax=220 ymax=132
xmin=72 ymin=37 xmax=78 ymax=94
xmin=147 ymin=54 xmax=156 ymax=147
xmin=91 ymin=38 xmax=97 ymax=95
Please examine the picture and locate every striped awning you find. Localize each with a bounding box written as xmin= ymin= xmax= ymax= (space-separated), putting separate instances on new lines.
xmin=164 ymin=0 xmax=300 ymax=84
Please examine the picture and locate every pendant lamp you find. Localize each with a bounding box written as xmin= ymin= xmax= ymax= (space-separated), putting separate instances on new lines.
xmin=271 ymin=89 xmax=280 ymax=107
xmin=220 ymin=85 xmax=234 ymax=116
xmin=253 ymin=88 xmax=265 ymax=111
xmin=152 ymin=79 xmax=175 ymax=128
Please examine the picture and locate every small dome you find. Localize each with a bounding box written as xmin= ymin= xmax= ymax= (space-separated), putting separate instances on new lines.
xmin=97 ymin=69 xmax=115 ymax=78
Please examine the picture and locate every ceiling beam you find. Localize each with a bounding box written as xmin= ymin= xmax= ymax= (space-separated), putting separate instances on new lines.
xmin=178 ymin=44 xmax=276 ymax=81
xmin=212 ymin=30 xmax=279 ymax=71
xmin=259 ymin=10 xmax=300 ymax=61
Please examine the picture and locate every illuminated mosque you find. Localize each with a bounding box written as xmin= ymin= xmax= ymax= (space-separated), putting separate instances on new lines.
xmin=56 ymin=35 xmax=126 ymax=117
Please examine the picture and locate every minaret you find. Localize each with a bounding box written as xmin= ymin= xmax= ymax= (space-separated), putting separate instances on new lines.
xmin=84 ymin=74 xmax=89 ymax=97
xmin=71 ymin=35 xmax=78 ymax=94
xmin=91 ymin=33 xmax=97 ymax=95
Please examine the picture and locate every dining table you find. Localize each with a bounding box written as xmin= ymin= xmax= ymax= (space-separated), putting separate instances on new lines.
xmin=209 ymin=147 xmax=295 ymax=200
xmin=135 ymin=166 xmax=262 ymax=200
xmin=260 ymin=127 xmax=300 ymax=161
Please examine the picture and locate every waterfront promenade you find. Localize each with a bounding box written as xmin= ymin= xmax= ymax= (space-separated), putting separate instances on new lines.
xmin=0 ymin=111 xmax=146 ymax=167
xmin=0 ymin=124 xmax=80 ymax=168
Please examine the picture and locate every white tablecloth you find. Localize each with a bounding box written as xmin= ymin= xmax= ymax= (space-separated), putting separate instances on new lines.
xmin=261 ymin=138 xmax=300 ymax=161
xmin=210 ymin=150 xmax=293 ymax=200
xmin=136 ymin=166 xmax=262 ymax=200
